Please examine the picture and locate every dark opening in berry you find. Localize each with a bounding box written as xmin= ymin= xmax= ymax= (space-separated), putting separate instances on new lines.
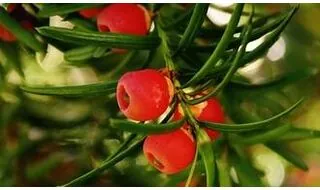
xmin=146 ymin=152 xmax=165 ymax=170
xmin=117 ymin=85 xmax=130 ymax=110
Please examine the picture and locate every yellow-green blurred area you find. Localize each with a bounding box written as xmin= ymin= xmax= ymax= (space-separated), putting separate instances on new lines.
xmin=2 ymin=3 xmax=320 ymax=187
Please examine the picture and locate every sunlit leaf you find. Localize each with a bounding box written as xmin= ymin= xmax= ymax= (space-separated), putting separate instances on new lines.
xmin=64 ymin=46 xmax=99 ymax=62
xmin=215 ymin=146 xmax=232 ymax=187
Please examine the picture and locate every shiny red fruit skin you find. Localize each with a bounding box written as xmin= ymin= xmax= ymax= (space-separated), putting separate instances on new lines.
xmin=79 ymin=7 xmax=103 ymax=18
xmin=204 ymin=128 xmax=220 ymax=141
xmin=97 ymin=3 xmax=149 ymax=36
xmin=143 ymin=128 xmax=196 ymax=174
xmin=197 ymin=98 xmax=225 ymax=140
xmin=117 ymin=69 xmax=171 ymax=121
xmin=172 ymin=97 xmax=225 ymax=141
xmin=197 ymin=98 xmax=225 ymax=124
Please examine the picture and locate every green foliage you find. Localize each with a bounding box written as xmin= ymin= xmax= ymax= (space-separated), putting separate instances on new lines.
xmin=196 ymin=128 xmax=215 ymax=187
xmin=21 ymin=81 xmax=117 ymax=97
xmin=174 ymin=4 xmax=209 ymax=54
xmin=229 ymin=146 xmax=264 ymax=186
xmin=110 ymin=119 xmax=185 ymax=134
xmin=37 ymin=27 xmax=161 ymax=49
xmin=182 ymin=4 xmax=244 ymax=87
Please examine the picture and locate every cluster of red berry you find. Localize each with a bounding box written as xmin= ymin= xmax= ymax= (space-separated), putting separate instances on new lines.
xmin=79 ymin=4 xmax=226 ymax=175
xmin=117 ymin=69 xmax=225 ymax=174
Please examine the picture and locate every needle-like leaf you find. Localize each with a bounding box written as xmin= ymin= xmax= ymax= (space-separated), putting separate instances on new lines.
xmin=37 ymin=27 xmax=161 ymax=50
xmin=110 ymin=119 xmax=185 ymax=134
xmin=182 ymin=4 xmax=244 ymax=88
xmin=174 ymin=4 xmax=209 ymax=54
xmin=278 ymin=128 xmax=320 ymax=141
xmin=64 ymin=46 xmax=100 ymax=62
xmin=186 ymin=10 xmax=253 ymax=105
xmin=230 ymin=123 xmax=292 ymax=144
xmin=20 ymin=81 xmax=117 ymax=97
xmin=196 ymin=128 xmax=215 ymax=187
xmin=202 ymin=98 xmax=304 ymax=132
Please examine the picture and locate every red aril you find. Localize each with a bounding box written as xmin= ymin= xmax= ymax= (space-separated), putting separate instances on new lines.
xmin=79 ymin=7 xmax=103 ymax=18
xmin=117 ymin=69 xmax=173 ymax=121
xmin=143 ymin=128 xmax=196 ymax=174
xmin=97 ymin=4 xmax=150 ymax=36
xmin=173 ymin=97 xmax=225 ymax=141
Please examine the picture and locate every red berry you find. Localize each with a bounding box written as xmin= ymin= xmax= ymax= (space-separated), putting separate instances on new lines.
xmin=143 ymin=128 xmax=196 ymax=174
xmin=7 ymin=4 xmax=17 ymax=13
xmin=117 ymin=69 xmax=173 ymax=121
xmin=20 ymin=20 xmax=34 ymax=31
xmin=197 ymin=98 xmax=225 ymax=124
xmin=0 ymin=24 xmax=16 ymax=42
xmin=204 ymin=128 xmax=220 ymax=141
xmin=97 ymin=4 xmax=150 ymax=36
xmin=79 ymin=7 xmax=103 ymax=18
xmin=173 ymin=97 xmax=225 ymax=141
